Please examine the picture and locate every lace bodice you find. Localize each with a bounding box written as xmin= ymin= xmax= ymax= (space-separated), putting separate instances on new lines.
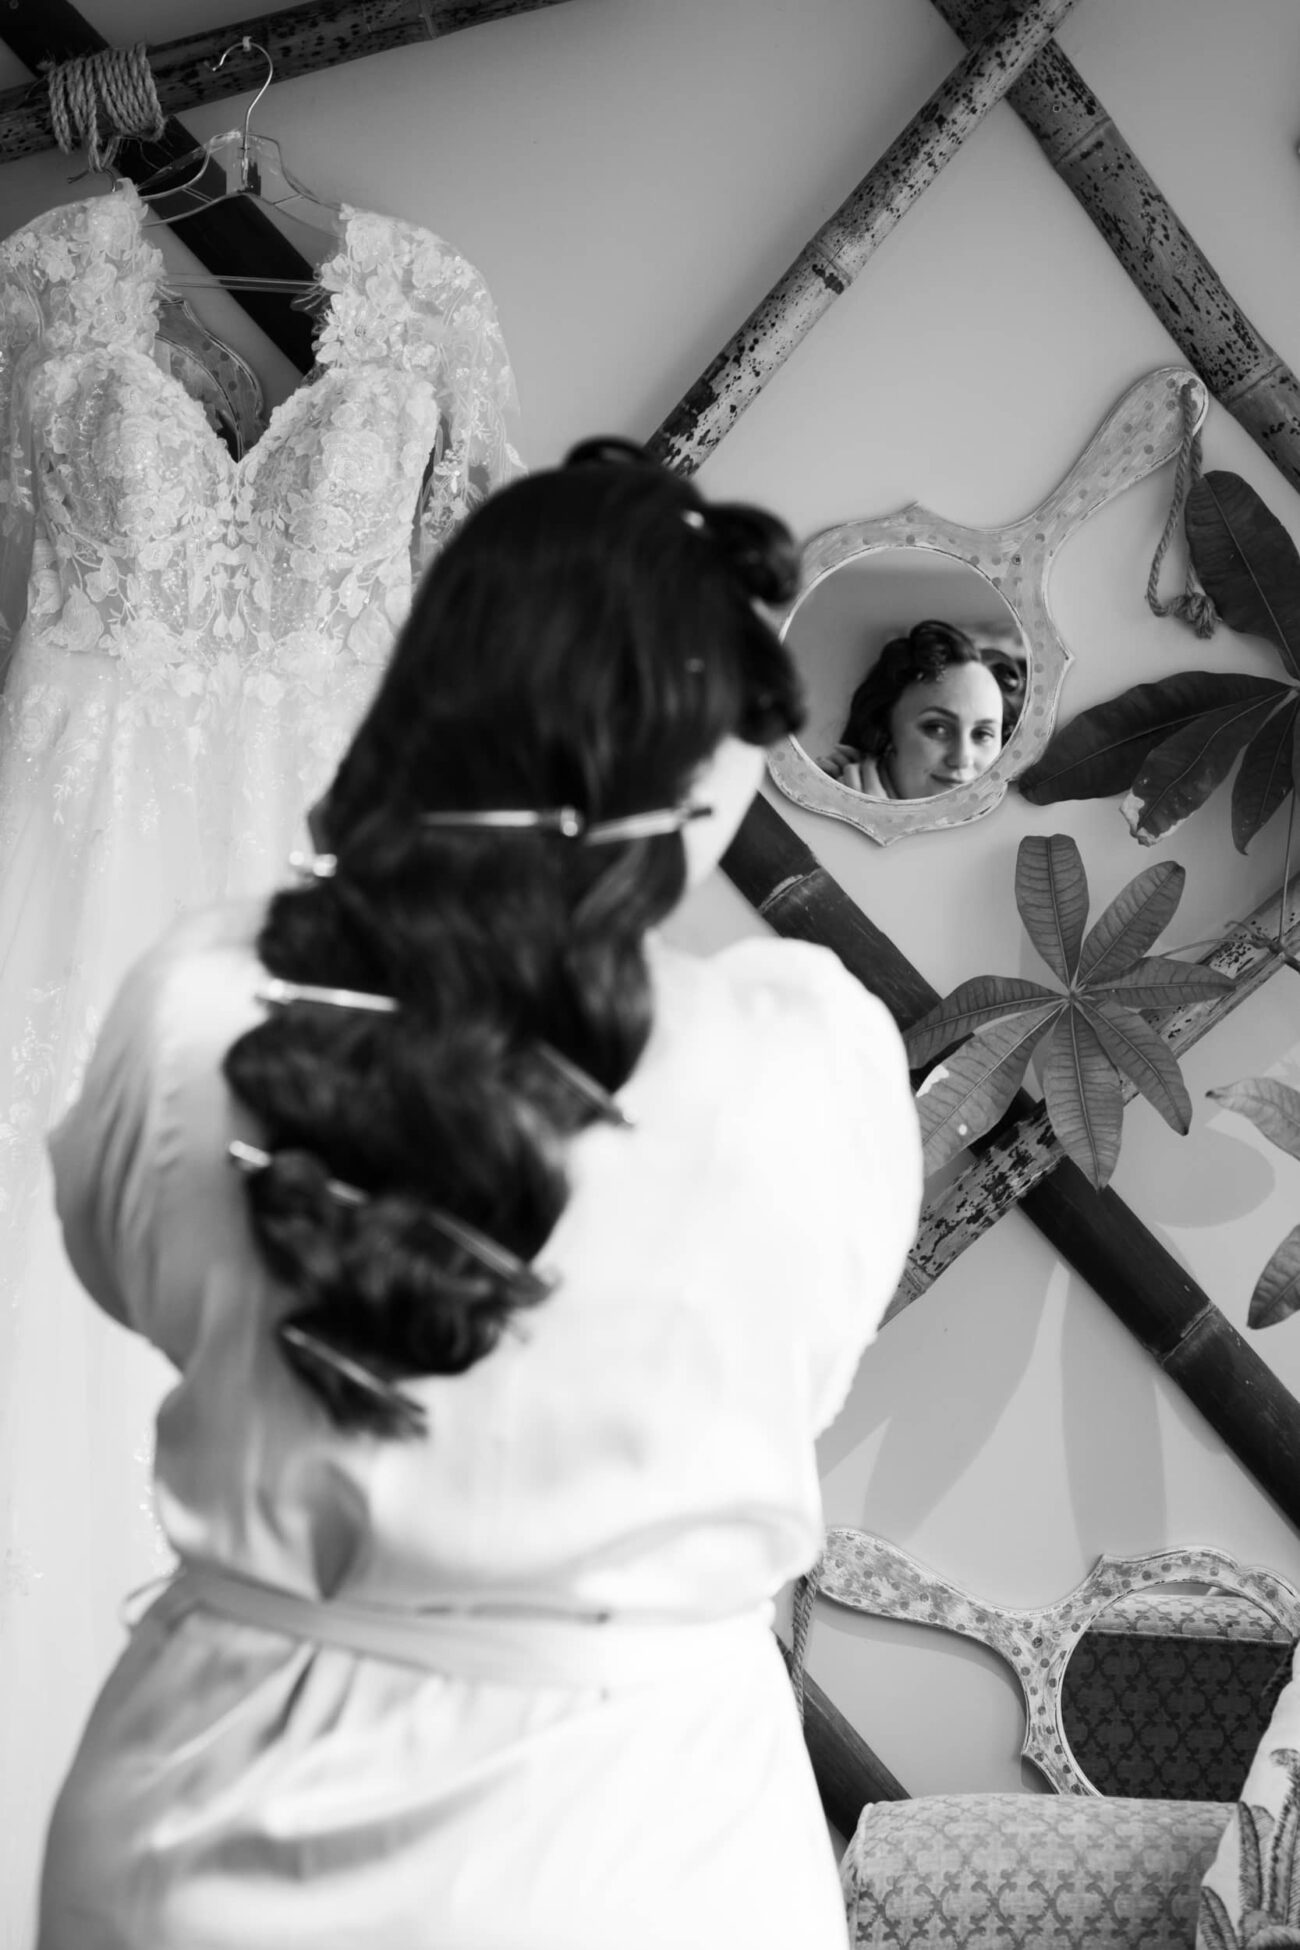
xmin=0 ymin=186 xmax=521 ymax=709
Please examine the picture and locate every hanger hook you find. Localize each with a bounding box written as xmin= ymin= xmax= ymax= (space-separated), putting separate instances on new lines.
xmin=212 ymin=37 xmax=274 ymax=188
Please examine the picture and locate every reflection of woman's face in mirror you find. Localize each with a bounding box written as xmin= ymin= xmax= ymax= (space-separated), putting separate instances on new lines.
xmin=820 ymin=618 xmax=1020 ymax=801
xmin=883 ymin=662 xmax=1005 ymax=798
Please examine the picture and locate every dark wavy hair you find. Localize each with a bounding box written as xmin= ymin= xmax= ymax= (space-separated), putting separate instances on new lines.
xmin=841 ymin=619 xmax=1021 ymax=756
xmin=222 ymin=438 xmax=804 ymax=1438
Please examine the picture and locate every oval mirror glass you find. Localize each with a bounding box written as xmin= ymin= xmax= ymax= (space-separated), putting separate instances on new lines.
xmin=784 ymin=547 xmax=1028 ymax=805
xmin=1059 ymin=1583 xmax=1293 ymax=1801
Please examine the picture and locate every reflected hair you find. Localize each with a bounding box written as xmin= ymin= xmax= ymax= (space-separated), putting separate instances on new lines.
xmin=223 ymin=437 xmax=805 ymax=1437
xmin=841 ymin=618 xmax=1019 ymax=756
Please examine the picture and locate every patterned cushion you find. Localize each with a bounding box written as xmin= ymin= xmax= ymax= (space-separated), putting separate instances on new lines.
xmin=1196 ymin=1646 xmax=1300 ymax=1946
xmin=844 ymin=1793 xmax=1229 ymax=1948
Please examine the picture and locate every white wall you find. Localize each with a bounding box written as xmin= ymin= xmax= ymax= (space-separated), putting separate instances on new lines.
xmin=7 ymin=0 xmax=1300 ymax=1805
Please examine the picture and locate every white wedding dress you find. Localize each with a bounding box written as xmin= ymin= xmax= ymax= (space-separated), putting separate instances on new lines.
xmin=0 ymin=183 xmax=520 ymax=1941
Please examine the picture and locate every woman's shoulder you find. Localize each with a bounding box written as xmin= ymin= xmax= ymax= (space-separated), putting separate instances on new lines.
xmin=661 ymin=932 xmax=903 ymax=1060
xmin=109 ymin=899 xmax=270 ymax=1063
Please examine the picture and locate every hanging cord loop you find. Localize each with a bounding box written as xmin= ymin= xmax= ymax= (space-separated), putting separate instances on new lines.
xmin=46 ymin=43 xmax=166 ymax=176
xmin=1146 ymin=378 xmax=1218 ymax=639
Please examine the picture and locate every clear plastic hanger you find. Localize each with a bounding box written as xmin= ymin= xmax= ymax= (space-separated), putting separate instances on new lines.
xmin=134 ymin=38 xmax=346 ymax=292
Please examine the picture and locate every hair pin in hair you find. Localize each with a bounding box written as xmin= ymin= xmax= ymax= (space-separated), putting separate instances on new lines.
xmin=534 ymin=1042 xmax=633 ymax=1128
xmin=584 ymin=804 xmax=711 ymax=844
xmin=279 ymin=1323 xmax=427 ymax=1439
xmin=420 ymin=803 xmax=710 ymax=845
xmin=227 ymin=1138 xmax=366 ymax=1208
xmin=256 ymin=977 xmax=398 ymax=1016
xmin=288 ymin=850 xmax=337 ymax=880
xmin=426 ymin=1207 xmax=554 ymax=1303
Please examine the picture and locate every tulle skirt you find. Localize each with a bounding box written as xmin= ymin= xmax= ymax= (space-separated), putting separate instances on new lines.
xmin=0 ymin=635 xmax=374 ymax=1945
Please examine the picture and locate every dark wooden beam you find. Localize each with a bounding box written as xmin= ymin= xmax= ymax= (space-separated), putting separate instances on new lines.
xmin=777 ymin=1636 xmax=910 ymax=1835
xmin=0 ymin=1 xmax=573 ymax=167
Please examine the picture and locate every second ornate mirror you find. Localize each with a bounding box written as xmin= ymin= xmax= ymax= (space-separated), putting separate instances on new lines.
xmin=766 ymin=366 xmax=1208 ymax=844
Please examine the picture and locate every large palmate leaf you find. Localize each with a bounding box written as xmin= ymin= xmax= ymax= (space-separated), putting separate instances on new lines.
xmin=1249 ymin=1224 xmax=1300 ymax=1329
xmin=1015 ymin=834 xmax=1087 ymax=983
xmin=903 ymin=975 xmax=1061 ymax=1069
xmin=1231 ymin=696 xmax=1300 ymax=853
xmin=907 ymin=836 xmax=1229 ymax=1189
xmin=1122 ymin=688 xmax=1288 ymax=844
xmin=1040 ymin=1008 xmax=1125 ymax=1189
xmin=914 ymin=1006 xmax=1060 ymax=1174
xmin=1208 ymin=1080 xmax=1300 ymax=1329
xmin=1075 ymin=861 xmax=1186 ymax=985
xmin=1017 ymin=672 xmax=1283 ymax=805
xmin=1084 ymin=998 xmax=1192 ymax=1132
xmin=1089 ymin=953 xmax=1235 ymax=1010
xmin=1208 ymin=1077 xmax=1300 ymax=1162
xmin=1186 ymin=470 xmax=1300 ymax=679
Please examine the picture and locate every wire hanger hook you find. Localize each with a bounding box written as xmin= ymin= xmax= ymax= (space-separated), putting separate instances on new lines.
xmin=211 ymin=37 xmax=274 ymax=192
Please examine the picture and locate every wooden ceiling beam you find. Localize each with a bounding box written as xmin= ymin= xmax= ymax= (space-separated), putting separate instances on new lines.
xmin=0 ymin=1 xmax=572 ymax=167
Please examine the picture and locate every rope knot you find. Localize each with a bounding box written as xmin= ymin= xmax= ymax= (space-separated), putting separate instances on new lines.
xmin=1146 ymin=377 xmax=1219 ymax=638
xmin=46 ymin=43 xmax=165 ymax=175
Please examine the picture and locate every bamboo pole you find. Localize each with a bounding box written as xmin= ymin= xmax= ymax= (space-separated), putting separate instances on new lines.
xmin=0 ymin=1 xmax=571 ymax=167
xmin=927 ymin=0 xmax=1300 ymax=500
xmin=644 ymin=0 xmax=1077 ymax=477
xmin=892 ymin=873 xmax=1300 ymax=1315
xmin=723 ymin=796 xmax=1300 ymax=1536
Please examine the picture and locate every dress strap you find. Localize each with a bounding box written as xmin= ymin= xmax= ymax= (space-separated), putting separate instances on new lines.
xmin=148 ymin=1564 xmax=774 ymax=1692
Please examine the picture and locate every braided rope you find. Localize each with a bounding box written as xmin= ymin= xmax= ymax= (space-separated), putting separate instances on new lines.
xmin=1146 ymin=378 xmax=1218 ymax=639
xmin=46 ymin=43 xmax=165 ymax=175
xmin=788 ymin=1557 xmax=823 ymax=1725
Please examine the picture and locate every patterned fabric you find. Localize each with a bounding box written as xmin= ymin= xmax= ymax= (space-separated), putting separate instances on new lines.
xmin=1062 ymin=1629 xmax=1291 ymax=1800
xmin=844 ymin=1793 xmax=1230 ymax=1949
xmin=0 ymin=184 xmax=519 ymax=1946
xmin=1196 ymin=1646 xmax=1300 ymax=1946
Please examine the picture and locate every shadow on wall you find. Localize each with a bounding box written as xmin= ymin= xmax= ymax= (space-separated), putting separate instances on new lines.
xmin=818 ymin=1221 xmax=1170 ymax=1554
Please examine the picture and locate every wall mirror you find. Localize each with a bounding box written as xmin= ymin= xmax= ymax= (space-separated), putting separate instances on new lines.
xmin=808 ymin=1528 xmax=1300 ymax=1798
xmin=766 ymin=366 xmax=1208 ymax=845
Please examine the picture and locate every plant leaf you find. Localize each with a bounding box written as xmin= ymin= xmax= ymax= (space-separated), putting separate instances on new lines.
xmin=1092 ymin=954 xmax=1235 ymax=1008
xmin=1208 ymin=1077 xmax=1300 ymax=1163
xmin=1194 ymin=1886 xmax=1239 ymax=1950
xmin=903 ymin=976 xmax=1062 ymax=1069
xmin=1040 ymin=1005 xmax=1126 ymax=1189
xmin=913 ymin=1006 xmax=1061 ymax=1175
xmin=1123 ymin=689 xmax=1287 ymax=844
xmin=1249 ymin=1223 xmax=1300 ymax=1328
xmin=1075 ymin=861 xmax=1185 ymax=985
xmin=1081 ymin=998 xmax=1192 ymax=1133
xmin=1186 ymin=469 xmax=1300 ymax=678
xmin=1014 ymin=834 xmax=1089 ymax=984
xmin=1017 ymin=672 xmax=1285 ymax=805
xmin=1232 ymin=697 xmax=1299 ymax=853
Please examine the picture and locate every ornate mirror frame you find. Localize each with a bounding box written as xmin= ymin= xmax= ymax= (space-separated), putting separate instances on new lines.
xmin=766 ymin=367 xmax=1208 ymax=844
xmin=811 ymin=1529 xmax=1300 ymax=1796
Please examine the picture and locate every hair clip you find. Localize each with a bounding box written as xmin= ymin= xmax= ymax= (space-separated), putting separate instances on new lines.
xmin=227 ymin=1138 xmax=366 ymax=1207
xmin=422 ymin=803 xmax=710 ymax=844
xmin=534 ymin=1042 xmax=633 ymax=1128
xmin=256 ymin=977 xmax=397 ymax=1015
xmin=425 ymin=1207 xmax=554 ymax=1303
xmin=583 ymin=803 xmax=712 ymax=844
xmin=422 ymin=807 xmax=584 ymax=837
xmin=279 ymin=1322 xmax=427 ymax=1439
xmin=288 ymin=850 xmax=337 ymax=880
xmin=680 ymin=509 xmax=707 ymax=531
